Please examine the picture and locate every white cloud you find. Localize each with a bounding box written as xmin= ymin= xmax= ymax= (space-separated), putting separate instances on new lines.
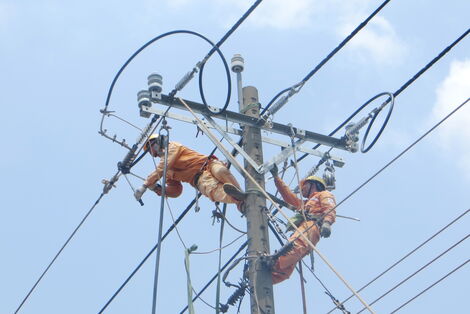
xmin=431 ymin=59 xmax=470 ymax=179
xmin=337 ymin=16 xmax=407 ymax=65
xmin=247 ymin=0 xmax=317 ymax=29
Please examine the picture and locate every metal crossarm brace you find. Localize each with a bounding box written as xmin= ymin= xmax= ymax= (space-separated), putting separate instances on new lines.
xmin=143 ymin=95 xmax=349 ymax=151
xmin=260 ymin=138 xmax=306 ymax=174
xmin=142 ymin=106 xmax=345 ymax=167
xmin=202 ymin=114 xmax=262 ymax=172
xmin=179 ymin=104 xmax=246 ymax=176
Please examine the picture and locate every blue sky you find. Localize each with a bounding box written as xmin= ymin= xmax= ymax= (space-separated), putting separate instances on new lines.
xmin=1 ymin=0 xmax=469 ymax=313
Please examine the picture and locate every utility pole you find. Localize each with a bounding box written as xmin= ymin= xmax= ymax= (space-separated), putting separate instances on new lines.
xmin=242 ymin=86 xmax=275 ymax=314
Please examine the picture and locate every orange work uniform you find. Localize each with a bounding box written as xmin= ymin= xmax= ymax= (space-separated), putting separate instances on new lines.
xmin=271 ymin=176 xmax=336 ymax=284
xmin=144 ymin=142 xmax=240 ymax=205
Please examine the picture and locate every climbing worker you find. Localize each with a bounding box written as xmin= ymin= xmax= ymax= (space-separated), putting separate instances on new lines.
xmin=268 ymin=164 xmax=336 ymax=284
xmin=134 ymin=134 xmax=247 ymax=212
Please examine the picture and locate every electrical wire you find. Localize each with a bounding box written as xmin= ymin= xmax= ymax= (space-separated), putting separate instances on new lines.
xmin=261 ymin=0 xmax=392 ymax=115
xmin=320 ymin=97 xmax=470 ymax=221
xmin=326 ymin=208 xmax=469 ymax=313
xmin=151 ymin=129 xmax=171 ymax=314
xmin=389 ymin=259 xmax=469 ymax=314
xmin=199 ymin=0 xmax=264 ymax=114
xmin=166 ymin=197 xmax=244 ymax=255
xmin=216 ymin=203 xmax=227 ymax=314
xmin=98 ymin=196 xmax=199 ymax=313
xmin=356 ymin=233 xmax=469 ymax=313
xmin=15 ymin=193 xmax=105 ymax=313
xmin=297 ymin=27 xmax=470 ymax=163
xmin=327 ymin=209 xmax=470 ymax=314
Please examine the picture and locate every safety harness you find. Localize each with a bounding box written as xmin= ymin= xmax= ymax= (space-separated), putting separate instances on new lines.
xmin=286 ymin=211 xmax=323 ymax=232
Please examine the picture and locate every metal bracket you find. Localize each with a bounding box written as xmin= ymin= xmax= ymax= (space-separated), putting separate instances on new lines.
xmin=143 ymin=95 xmax=349 ymax=151
xmin=142 ymin=106 xmax=346 ymax=172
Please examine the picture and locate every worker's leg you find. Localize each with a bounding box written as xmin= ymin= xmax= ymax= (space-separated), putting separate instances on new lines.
xmin=272 ymin=221 xmax=320 ymax=284
xmin=209 ymin=160 xmax=242 ymax=189
xmin=197 ymin=170 xmax=237 ymax=204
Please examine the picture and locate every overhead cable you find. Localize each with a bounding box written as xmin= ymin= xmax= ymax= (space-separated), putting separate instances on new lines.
xmin=98 ymin=196 xmax=199 ymax=313
xmin=297 ymin=27 xmax=470 ymax=163
xmin=199 ymin=0 xmax=263 ymax=114
xmin=15 ymin=193 xmax=105 ymax=313
xmin=356 ymin=233 xmax=469 ymax=313
xmin=99 ymin=30 xmax=229 ymax=147
xmin=321 ymin=97 xmax=470 ymax=221
xmin=261 ymin=0 xmax=392 ymax=117
xmin=151 ymin=127 xmax=170 ymax=314
xmin=326 ymin=208 xmax=469 ymax=313
xmin=390 ymin=259 xmax=469 ymax=314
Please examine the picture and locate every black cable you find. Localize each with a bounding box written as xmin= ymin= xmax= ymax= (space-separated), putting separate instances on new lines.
xmin=205 ymin=0 xmax=262 ymax=60
xmin=216 ymin=203 xmax=228 ymax=314
xmin=179 ymin=241 xmax=249 ymax=314
xmin=326 ymin=208 xmax=469 ymax=313
xmin=198 ymin=52 xmax=231 ymax=114
xmin=261 ymin=0 xmax=392 ymax=115
xmin=320 ymin=97 xmax=470 ymax=221
xmin=361 ymin=93 xmax=394 ymax=153
xmin=393 ymin=28 xmax=470 ymax=99
xmin=199 ymin=0 xmax=263 ymax=114
xmin=357 ymin=234 xmax=469 ymax=314
xmin=297 ymin=27 xmax=470 ymax=162
xmin=99 ymin=30 xmax=231 ymax=141
xmin=15 ymin=193 xmax=105 ymax=313
xmin=98 ymin=196 xmax=199 ymax=313
xmin=390 ymin=259 xmax=469 ymax=314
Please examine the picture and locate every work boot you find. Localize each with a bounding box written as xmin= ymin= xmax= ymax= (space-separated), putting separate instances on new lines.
xmin=261 ymin=242 xmax=294 ymax=270
xmin=223 ymin=183 xmax=247 ymax=201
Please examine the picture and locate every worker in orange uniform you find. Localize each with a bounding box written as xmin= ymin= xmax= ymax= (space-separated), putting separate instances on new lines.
xmin=268 ymin=164 xmax=336 ymax=284
xmin=134 ymin=134 xmax=247 ymax=211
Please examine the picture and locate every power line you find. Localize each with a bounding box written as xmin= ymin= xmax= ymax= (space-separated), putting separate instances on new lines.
xmin=15 ymin=193 xmax=105 ymax=313
xmin=261 ymin=0 xmax=392 ymax=116
xmin=297 ymin=27 xmax=470 ymax=163
xmin=390 ymin=259 xmax=469 ymax=313
xmin=357 ymin=233 xmax=469 ymax=313
xmin=321 ymin=97 xmax=470 ymax=221
xmin=98 ymin=196 xmax=198 ymax=313
xmin=327 ymin=208 xmax=469 ymax=313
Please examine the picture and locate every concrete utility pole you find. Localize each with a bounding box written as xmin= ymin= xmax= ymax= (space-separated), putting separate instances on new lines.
xmin=242 ymin=86 xmax=275 ymax=314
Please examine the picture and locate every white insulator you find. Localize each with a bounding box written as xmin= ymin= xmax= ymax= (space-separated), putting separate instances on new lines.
xmin=148 ymin=73 xmax=163 ymax=93
xmin=231 ymin=54 xmax=244 ymax=73
xmin=137 ymin=90 xmax=151 ymax=118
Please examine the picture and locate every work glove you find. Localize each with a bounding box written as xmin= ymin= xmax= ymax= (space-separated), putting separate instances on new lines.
xmin=320 ymin=221 xmax=332 ymax=238
xmin=134 ymin=185 xmax=147 ymax=201
xmin=270 ymin=164 xmax=279 ymax=178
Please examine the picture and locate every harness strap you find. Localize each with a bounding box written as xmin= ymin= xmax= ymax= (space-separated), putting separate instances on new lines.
xmin=193 ymin=155 xmax=218 ymax=187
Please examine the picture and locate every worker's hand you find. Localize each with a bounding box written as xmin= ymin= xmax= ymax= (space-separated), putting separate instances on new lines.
xmin=270 ymin=164 xmax=279 ymax=178
xmin=134 ymin=185 xmax=147 ymax=200
xmin=152 ymin=184 xmax=162 ymax=196
xmin=320 ymin=221 xmax=332 ymax=238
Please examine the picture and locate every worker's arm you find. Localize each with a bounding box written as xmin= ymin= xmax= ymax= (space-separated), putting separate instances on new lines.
xmin=273 ymin=176 xmax=302 ymax=209
xmin=144 ymin=142 xmax=181 ymax=187
xmin=151 ymin=179 xmax=183 ymax=198
xmin=319 ymin=191 xmax=336 ymax=225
